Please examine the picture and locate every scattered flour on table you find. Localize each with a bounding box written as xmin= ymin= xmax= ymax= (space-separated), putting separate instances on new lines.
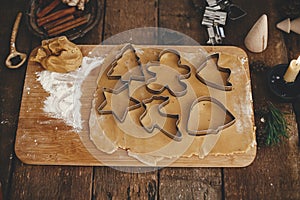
xmin=36 ymin=56 xmax=104 ymax=131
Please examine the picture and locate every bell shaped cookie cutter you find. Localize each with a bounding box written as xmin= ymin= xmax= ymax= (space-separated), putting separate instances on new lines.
xmin=187 ymin=96 xmax=236 ymax=136
xmin=196 ymin=53 xmax=232 ymax=91
xmin=139 ymin=95 xmax=182 ymax=141
xmin=145 ymin=49 xmax=191 ymax=97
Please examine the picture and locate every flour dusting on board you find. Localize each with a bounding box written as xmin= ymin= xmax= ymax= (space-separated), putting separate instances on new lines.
xmin=36 ymin=56 xmax=104 ymax=131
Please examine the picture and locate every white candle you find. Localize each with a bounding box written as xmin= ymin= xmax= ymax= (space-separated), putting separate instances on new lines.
xmin=283 ymin=56 xmax=300 ymax=83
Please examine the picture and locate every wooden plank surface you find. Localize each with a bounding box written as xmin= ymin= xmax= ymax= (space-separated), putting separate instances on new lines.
xmin=7 ymin=0 xmax=105 ymax=199
xmin=223 ymin=0 xmax=300 ymax=199
xmin=158 ymin=0 xmax=223 ymax=199
xmin=93 ymin=1 xmax=159 ymax=200
xmin=14 ymin=45 xmax=256 ymax=167
xmin=9 ymin=165 xmax=93 ymax=200
xmin=93 ymin=167 xmax=158 ymax=199
xmin=159 ymin=168 xmax=222 ymax=200
xmin=0 ymin=1 xmax=32 ymax=199
xmin=103 ymin=0 xmax=158 ymax=40
xmin=0 ymin=0 xmax=299 ymax=199
xmin=159 ymin=0 xmax=206 ymax=44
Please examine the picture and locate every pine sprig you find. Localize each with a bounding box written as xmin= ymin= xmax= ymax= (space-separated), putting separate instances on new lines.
xmin=264 ymin=102 xmax=289 ymax=146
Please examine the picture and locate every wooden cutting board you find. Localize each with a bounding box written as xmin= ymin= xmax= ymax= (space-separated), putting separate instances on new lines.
xmin=15 ymin=45 xmax=256 ymax=167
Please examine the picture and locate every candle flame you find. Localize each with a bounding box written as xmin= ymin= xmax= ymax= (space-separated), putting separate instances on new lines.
xmin=296 ymin=56 xmax=300 ymax=65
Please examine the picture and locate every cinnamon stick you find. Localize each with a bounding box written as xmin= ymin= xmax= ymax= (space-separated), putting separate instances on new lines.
xmin=47 ymin=15 xmax=89 ymax=36
xmin=37 ymin=7 xmax=76 ymax=27
xmin=43 ymin=14 xmax=75 ymax=30
xmin=36 ymin=0 xmax=61 ymax=18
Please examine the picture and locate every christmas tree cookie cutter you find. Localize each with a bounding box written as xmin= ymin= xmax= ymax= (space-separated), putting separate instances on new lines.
xmin=107 ymin=43 xmax=144 ymax=82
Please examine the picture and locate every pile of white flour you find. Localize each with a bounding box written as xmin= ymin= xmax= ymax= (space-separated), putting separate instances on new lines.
xmin=36 ymin=56 xmax=104 ymax=131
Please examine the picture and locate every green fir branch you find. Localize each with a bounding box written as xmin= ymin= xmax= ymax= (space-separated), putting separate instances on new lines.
xmin=264 ymin=102 xmax=289 ymax=146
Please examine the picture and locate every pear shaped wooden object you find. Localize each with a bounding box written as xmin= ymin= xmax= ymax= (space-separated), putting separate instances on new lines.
xmin=244 ymin=14 xmax=268 ymax=53
xmin=276 ymin=18 xmax=291 ymax=33
xmin=291 ymin=17 xmax=300 ymax=34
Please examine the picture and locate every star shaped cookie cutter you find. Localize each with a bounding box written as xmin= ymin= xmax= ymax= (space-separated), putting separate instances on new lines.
xmin=139 ymin=95 xmax=182 ymax=141
xmin=98 ymin=83 xmax=141 ymax=122
xmin=145 ymin=49 xmax=191 ymax=97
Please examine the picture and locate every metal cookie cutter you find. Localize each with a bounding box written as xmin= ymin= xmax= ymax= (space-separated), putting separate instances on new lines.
xmin=202 ymin=6 xmax=227 ymax=45
xmin=107 ymin=43 xmax=144 ymax=82
xmin=202 ymin=7 xmax=227 ymax=26
xmin=139 ymin=96 xmax=182 ymax=141
xmin=196 ymin=53 xmax=232 ymax=91
xmin=217 ymin=0 xmax=247 ymax=20
xmin=145 ymin=49 xmax=191 ymax=97
xmin=5 ymin=12 xmax=27 ymax=69
xmin=202 ymin=0 xmax=246 ymax=45
xmin=98 ymin=84 xmax=141 ymax=122
xmin=187 ymin=96 xmax=236 ymax=136
xmin=206 ymin=0 xmax=247 ymax=20
xmin=206 ymin=25 xmax=225 ymax=45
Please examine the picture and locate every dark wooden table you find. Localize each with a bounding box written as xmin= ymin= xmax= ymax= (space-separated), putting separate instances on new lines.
xmin=0 ymin=0 xmax=299 ymax=199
